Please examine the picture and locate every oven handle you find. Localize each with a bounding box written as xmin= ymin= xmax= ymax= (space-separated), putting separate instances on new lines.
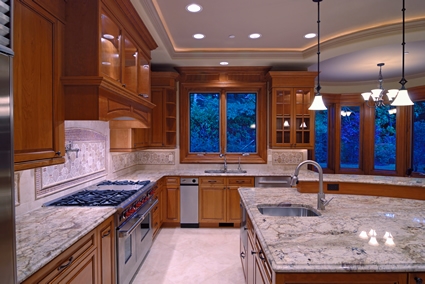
xmin=118 ymin=199 xmax=158 ymax=238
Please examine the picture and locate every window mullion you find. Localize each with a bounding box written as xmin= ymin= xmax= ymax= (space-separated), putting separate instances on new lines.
xmin=220 ymin=90 xmax=227 ymax=154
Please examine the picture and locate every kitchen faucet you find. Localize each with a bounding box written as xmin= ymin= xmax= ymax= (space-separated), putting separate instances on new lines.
xmin=220 ymin=153 xmax=227 ymax=172
xmin=290 ymin=160 xmax=333 ymax=210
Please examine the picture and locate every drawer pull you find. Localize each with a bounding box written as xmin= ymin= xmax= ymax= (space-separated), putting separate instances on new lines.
xmin=102 ymin=230 xmax=111 ymax=238
xmin=415 ymin=277 xmax=423 ymax=284
xmin=236 ymin=180 xmax=245 ymax=183
xmin=240 ymin=252 xmax=245 ymax=259
xmin=58 ymin=256 xmax=74 ymax=271
xmin=208 ymin=180 xmax=217 ymax=183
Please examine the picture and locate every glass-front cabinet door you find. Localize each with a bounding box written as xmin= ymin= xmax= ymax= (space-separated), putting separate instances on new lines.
xmin=122 ymin=33 xmax=138 ymax=93
xmin=270 ymin=87 xmax=314 ymax=148
xmin=100 ymin=10 xmax=121 ymax=82
xmin=273 ymin=89 xmax=292 ymax=145
xmin=294 ymin=88 xmax=312 ymax=146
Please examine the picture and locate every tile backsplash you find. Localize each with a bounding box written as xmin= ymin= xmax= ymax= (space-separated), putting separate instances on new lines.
xmin=14 ymin=120 xmax=307 ymax=216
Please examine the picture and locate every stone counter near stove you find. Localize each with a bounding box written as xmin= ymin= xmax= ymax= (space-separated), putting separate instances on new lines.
xmin=239 ymin=187 xmax=425 ymax=283
xmin=16 ymin=207 xmax=116 ymax=283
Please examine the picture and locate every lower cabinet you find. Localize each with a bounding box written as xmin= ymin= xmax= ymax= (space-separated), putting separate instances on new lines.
xmin=22 ymin=216 xmax=115 ymax=284
xmin=199 ymin=176 xmax=253 ymax=224
xmin=152 ymin=179 xmax=164 ymax=238
xmin=164 ymin=176 xmax=180 ymax=224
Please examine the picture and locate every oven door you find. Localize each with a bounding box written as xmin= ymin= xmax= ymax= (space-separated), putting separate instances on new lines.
xmin=117 ymin=199 xmax=158 ymax=284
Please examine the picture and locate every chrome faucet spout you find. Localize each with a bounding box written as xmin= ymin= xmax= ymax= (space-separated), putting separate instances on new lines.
xmin=292 ymin=160 xmax=331 ymax=210
xmin=220 ymin=154 xmax=227 ymax=172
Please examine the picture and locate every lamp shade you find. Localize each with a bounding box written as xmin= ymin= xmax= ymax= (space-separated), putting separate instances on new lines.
xmin=361 ymin=92 xmax=371 ymax=101
xmin=391 ymin=89 xmax=414 ymax=106
xmin=308 ymin=95 xmax=327 ymax=110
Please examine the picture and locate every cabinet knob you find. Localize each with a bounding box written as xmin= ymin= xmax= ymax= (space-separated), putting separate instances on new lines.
xmin=415 ymin=277 xmax=423 ymax=284
xmin=122 ymin=84 xmax=126 ymax=88
xmin=240 ymin=252 xmax=245 ymax=259
xmin=102 ymin=230 xmax=111 ymax=238
xmin=55 ymin=151 xmax=61 ymax=156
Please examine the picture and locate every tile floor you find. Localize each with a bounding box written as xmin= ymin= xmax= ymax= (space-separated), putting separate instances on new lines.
xmin=131 ymin=227 xmax=245 ymax=284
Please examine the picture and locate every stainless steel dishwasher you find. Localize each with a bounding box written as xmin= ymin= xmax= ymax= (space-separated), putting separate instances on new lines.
xmin=180 ymin=177 xmax=199 ymax=228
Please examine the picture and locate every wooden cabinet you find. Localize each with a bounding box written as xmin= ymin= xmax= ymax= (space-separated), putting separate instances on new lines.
xmin=164 ymin=177 xmax=180 ymax=224
xmin=152 ymin=179 xmax=165 ymax=238
xmin=150 ymin=72 xmax=179 ymax=148
xmin=98 ymin=216 xmax=115 ymax=284
xmin=63 ymin=0 xmax=157 ymax=124
xmin=109 ymin=120 xmax=149 ymax=152
xmin=13 ymin=0 xmax=66 ymax=171
xmin=409 ymin=273 xmax=425 ymax=284
xmin=268 ymin=71 xmax=317 ymax=149
xmin=274 ymin=273 xmax=408 ymax=283
xmin=22 ymin=216 xmax=115 ymax=284
xmin=199 ymin=176 xmax=253 ymax=224
xmin=244 ymin=214 xmax=271 ymax=284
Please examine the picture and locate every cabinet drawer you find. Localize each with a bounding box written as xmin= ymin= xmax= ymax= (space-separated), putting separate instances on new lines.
xmin=166 ymin=177 xmax=180 ymax=185
xmin=23 ymin=230 xmax=97 ymax=283
xmin=200 ymin=177 xmax=226 ymax=186
xmin=227 ymin=177 xmax=254 ymax=186
xmin=409 ymin=273 xmax=425 ymax=284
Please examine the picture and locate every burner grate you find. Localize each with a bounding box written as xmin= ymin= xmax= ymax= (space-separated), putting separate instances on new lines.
xmin=97 ymin=180 xmax=151 ymax=186
xmin=48 ymin=190 xmax=137 ymax=207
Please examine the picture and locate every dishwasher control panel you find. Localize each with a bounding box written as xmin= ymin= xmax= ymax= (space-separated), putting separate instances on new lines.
xmin=180 ymin=178 xmax=199 ymax=185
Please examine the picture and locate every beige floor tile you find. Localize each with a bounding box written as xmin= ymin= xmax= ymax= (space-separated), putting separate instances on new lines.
xmin=131 ymin=228 xmax=245 ymax=284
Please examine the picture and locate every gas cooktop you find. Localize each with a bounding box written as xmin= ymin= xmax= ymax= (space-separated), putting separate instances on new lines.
xmin=46 ymin=189 xmax=138 ymax=207
xmin=43 ymin=180 xmax=153 ymax=208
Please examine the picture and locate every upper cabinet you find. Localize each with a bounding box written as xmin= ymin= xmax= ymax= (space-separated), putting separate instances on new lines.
xmin=62 ymin=0 xmax=157 ymax=125
xmin=150 ymin=72 xmax=179 ymax=148
xmin=268 ymin=71 xmax=317 ymax=149
xmin=13 ymin=0 xmax=66 ymax=171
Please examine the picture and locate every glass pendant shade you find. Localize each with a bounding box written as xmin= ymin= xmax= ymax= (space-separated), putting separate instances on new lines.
xmin=361 ymin=92 xmax=371 ymax=101
xmin=391 ymin=89 xmax=414 ymax=106
xmin=387 ymin=89 xmax=399 ymax=100
xmin=308 ymin=95 xmax=327 ymax=110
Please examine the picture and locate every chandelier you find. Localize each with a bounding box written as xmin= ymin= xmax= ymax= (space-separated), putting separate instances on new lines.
xmin=308 ymin=0 xmax=327 ymax=111
xmin=361 ymin=63 xmax=399 ymax=108
xmin=361 ymin=0 xmax=413 ymax=108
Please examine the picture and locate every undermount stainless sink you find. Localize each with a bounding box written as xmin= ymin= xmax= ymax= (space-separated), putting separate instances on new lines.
xmin=204 ymin=169 xmax=247 ymax=174
xmin=257 ymin=205 xmax=321 ymax=217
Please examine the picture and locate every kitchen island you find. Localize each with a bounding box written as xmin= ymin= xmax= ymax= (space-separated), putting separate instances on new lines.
xmin=239 ymin=187 xmax=425 ymax=283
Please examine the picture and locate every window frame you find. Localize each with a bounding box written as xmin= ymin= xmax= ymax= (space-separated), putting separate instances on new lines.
xmin=406 ymin=86 xmax=425 ymax=178
xmin=180 ymin=85 xmax=268 ymax=164
xmin=318 ymin=92 xmax=413 ymax=176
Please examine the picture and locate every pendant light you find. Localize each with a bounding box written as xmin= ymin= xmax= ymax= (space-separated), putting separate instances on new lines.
xmin=309 ymin=0 xmax=327 ymax=111
xmin=391 ymin=0 xmax=414 ymax=106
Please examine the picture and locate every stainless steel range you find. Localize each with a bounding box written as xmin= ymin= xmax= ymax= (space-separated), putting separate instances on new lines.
xmin=43 ymin=180 xmax=157 ymax=284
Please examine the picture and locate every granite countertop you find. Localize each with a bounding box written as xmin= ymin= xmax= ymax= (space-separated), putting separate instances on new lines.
xmin=16 ymin=207 xmax=116 ymax=283
xmin=121 ymin=169 xmax=425 ymax=188
xmin=239 ymin=187 xmax=425 ymax=273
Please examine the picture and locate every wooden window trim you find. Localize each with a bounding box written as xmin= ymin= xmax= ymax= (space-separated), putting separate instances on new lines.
xmin=180 ymin=85 xmax=267 ymax=164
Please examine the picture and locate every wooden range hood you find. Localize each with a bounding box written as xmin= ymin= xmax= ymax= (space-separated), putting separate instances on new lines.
xmin=63 ymin=76 xmax=155 ymax=128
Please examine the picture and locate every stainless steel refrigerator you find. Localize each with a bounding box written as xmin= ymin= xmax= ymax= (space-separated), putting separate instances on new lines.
xmin=0 ymin=1 xmax=16 ymax=283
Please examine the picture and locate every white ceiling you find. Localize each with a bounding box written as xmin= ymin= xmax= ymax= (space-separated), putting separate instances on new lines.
xmin=131 ymin=0 xmax=425 ymax=86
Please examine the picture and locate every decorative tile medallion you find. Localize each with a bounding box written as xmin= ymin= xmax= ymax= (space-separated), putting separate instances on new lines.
xmin=272 ymin=150 xmax=305 ymax=165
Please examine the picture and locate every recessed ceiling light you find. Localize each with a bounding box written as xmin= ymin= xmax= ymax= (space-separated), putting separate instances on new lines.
xmin=220 ymin=61 xmax=229 ymax=65
xmin=304 ymin=33 xmax=316 ymax=39
xmin=229 ymin=35 xmax=235 ymax=39
xmin=186 ymin=4 xmax=202 ymax=13
xmin=193 ymin=33 xmax=205 ymax=39
xmin=249 ymin=33 xmax=261 ymax=39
